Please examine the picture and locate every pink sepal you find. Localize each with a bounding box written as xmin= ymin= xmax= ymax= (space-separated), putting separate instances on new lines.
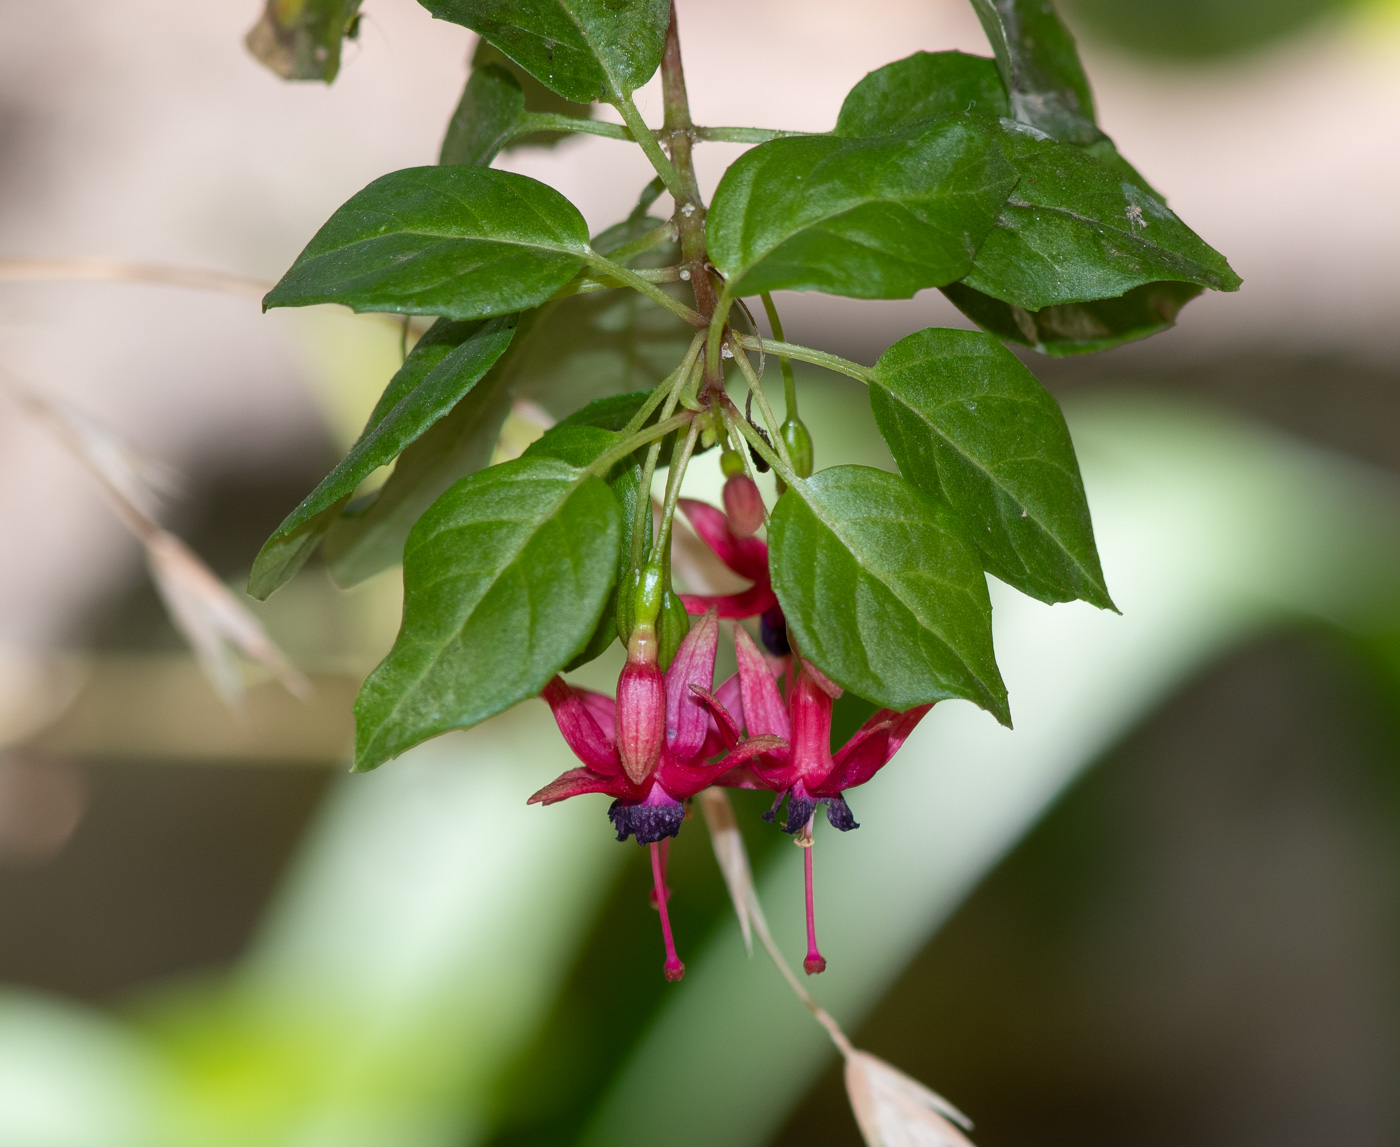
xmin=679 ymin=498 xmax=769 ymax=581
xmin=735 ymin=626 xmax=790 ymax=742
xmin=542 ymin=677 xmax=621 ymax=774
xmin=689 ymin=685 xmax=740 ymax=751
xmin=664 ymin=608 xmax=719 ymax=762
xmin=678 ymin=585 xmax=777 ymax=620
xmin=817 ymin=704 xmax=933 ymax=793
xmin=528 ymin=767 xmax=633 ymax=806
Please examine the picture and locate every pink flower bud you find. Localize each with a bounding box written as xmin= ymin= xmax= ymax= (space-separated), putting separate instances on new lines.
xmin=617 ymin=654 xmax=665 ymax=784
xmin=722 ymin=473 xmax=766 ymax=538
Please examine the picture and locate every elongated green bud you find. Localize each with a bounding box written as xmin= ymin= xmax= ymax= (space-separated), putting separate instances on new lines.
xmin=658 ymin=590 xmax=691 ymax=671
xmin=781 ymin=417 xmax=814 ymax=479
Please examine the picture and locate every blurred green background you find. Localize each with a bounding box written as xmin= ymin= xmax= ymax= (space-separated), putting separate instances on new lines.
xmin=1 ymin=1 xmax=1399 ymax=1145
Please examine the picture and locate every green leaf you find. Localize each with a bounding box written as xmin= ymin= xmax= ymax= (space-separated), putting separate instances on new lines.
xmin=263 ymin=166 xmax=590 ymax=320
xmin=833 ymin=51 xmax=1009 ymax=137
xmin=418 ymin=0 xmax=671 ymax=104
xmin=941 ymin=278 xmax=1203 ymax=357
xmin=322 ymin=362 xmax=515 ymax=587
xmin=869 ymin=327 xmax=1111 ymax=609
xmin=354 ymin=457 xmax=621 ymax=769
xmin=707 ymin=120 xmax=1018 ymax=299
xmin=768 ymin=465 xmax=1008 ymax=722
xmin=440 ymin=64 xmax=527 ymax=167
xmin=248 ymin=316 xmax=517 ymax=599
xmin=522 ymin=424 xmax=622 ymax=470
xmin=959 ymin=125 xmax=1240 ymax=311
xmin=245 ymin=0 xmax=362 ymax=83
xmin=969 ymin=0 xmax=1100 ymax=143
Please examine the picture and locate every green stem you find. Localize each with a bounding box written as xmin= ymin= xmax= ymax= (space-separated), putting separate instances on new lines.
xmin=621 ymin=334 xmax=705 ymax=439
xmin=582 ymin=251 xmax=703 ymax=326
xmin=514 ymin=113 xmax=634 ymax=142
xmin=732 ymin=415 xmax=798 ymax=488
xmin=693 ymin=126 xmax=810 ymax=143
xmin=587 ymin=412 xmax=693 ymax=478
xmin=727 ymin=335 xmax=794 ymax=473
xmin=655 ymin=417 xmax=703 ymax=556
xmin=614 ymin=93 xmax=686 ymax=202
xmin=706 ymin=287 xmax=734 ymax=383
xmin=760 ymin=293 xmax=798 ymax=419
xmin=604 ymin=220 xmax=678 ymax=265
xmin=632 ymin=351 xmax=700 ymax=567
xmin=732 ymin=333 xmax=873 ymax=384
xmin=555 ymin=266 xmax=681 ymax=300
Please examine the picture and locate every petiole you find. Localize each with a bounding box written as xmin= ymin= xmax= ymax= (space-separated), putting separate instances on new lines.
xmin=732 ymin=333 xmax=874 ymax=385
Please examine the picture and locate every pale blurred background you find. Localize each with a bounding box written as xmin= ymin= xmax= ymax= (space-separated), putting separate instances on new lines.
xmin=1 ymin=2 xmax=1399 ymax=1145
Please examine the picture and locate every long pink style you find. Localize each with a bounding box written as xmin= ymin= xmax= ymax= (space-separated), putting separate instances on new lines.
xmin=803 ymin=831 xmax=826 ymax=976
xmin=651 ymin=841 xmax=685 ymax=982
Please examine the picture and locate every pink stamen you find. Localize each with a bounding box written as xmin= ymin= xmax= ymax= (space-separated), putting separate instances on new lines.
xmin=651 ymin=841 xmax=685 ymax=981
xmin=802 ymin=823 xmax=826 ymax=975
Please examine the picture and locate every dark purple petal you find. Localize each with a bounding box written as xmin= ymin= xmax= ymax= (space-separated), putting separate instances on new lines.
xmin=609 ymin=792 xmax=686 ymax=844
xmin=824 ymin=794 xmax=859 ymax=831
xmin=759 ymin=604 xmax=790 ymax=655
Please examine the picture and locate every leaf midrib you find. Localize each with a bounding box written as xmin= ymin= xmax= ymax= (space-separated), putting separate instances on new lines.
xmin=793 ymin=480 xmax=991 ymax=686
xmin=373 ymin=470 xmax=589 ymax=745
xmin=874 ymin=370 xmax=1095 ymax=588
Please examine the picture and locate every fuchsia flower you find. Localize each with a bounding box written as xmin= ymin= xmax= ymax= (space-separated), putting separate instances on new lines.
xmin=530 ymin=609 xmax=783 ymax=980
xmin=676 ymin=497 xmax=777 ymax=622
xmin=718 ymin=627 xmax=933 ymax=974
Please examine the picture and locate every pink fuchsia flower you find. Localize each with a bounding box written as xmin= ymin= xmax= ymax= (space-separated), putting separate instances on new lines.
xmin=723 ymin=626 xmax=932 ymax=974
xmin=530 ymin=609 xmax=784 ymax=980
xmin=676 ymin=497 xmax=777 ymax=622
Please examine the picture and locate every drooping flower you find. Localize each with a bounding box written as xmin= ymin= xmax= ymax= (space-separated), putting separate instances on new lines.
xmin=676 ymin=497 xmax=777 ymax=621
xmin=530 ymin=609 xmax=784 ymax=980
xmin=717 ymin=626 xmax=932 ymax=974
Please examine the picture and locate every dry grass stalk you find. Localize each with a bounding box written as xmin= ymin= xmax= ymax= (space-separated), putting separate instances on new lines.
xmin=0 ymin=256 xmax=271 ymax=300
xmin=0 ymin=365 xmax=308 ymax=705
xmin=698 ymin=785 xmax=978 ymax=1147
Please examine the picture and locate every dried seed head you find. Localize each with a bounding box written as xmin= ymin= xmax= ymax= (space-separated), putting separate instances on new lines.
xmin=844 ymin=1051 xmax=975 ymax=1147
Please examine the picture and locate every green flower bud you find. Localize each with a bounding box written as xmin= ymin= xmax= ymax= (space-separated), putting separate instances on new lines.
xmin=658 ymin=590 xmax=691 ymax=671
xmin=781 ymin=417 xmax=814 ymax=479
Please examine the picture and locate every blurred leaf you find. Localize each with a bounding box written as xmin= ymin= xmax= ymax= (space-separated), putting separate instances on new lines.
xmin=440 ymin=64 xmax=528 ymax=167
xmin=1068 ymin=0 xmax=1354 ymax=59
xmin=969 ymin=0 xmax=1099 ymax=143
xmin=769 ymin=466 xmax=1008 ymax=722
xmin=354 ymin=457 xmax=621 ymax=769
xmin=418 ymin=0 xmax=672 ymax=104
xmin=833 ymin=51 xmax=1009 ymax=137
xmin=263 ymin=167 xmax=590 ymax=320
xmin=251 ymin=316 xmax=517 ymax=599
xmin=245 ymin=0 xmax=363 ymax=83
xmin=961 ymin=125 xmax=1239 ymax=311
xmin=869 ymin=327 xmax=1111 ymax=608
xmin=707 ymin=121 xmax=1017 ymax=299
xmin=941 ymin=278 xmax=1203 ymax=357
